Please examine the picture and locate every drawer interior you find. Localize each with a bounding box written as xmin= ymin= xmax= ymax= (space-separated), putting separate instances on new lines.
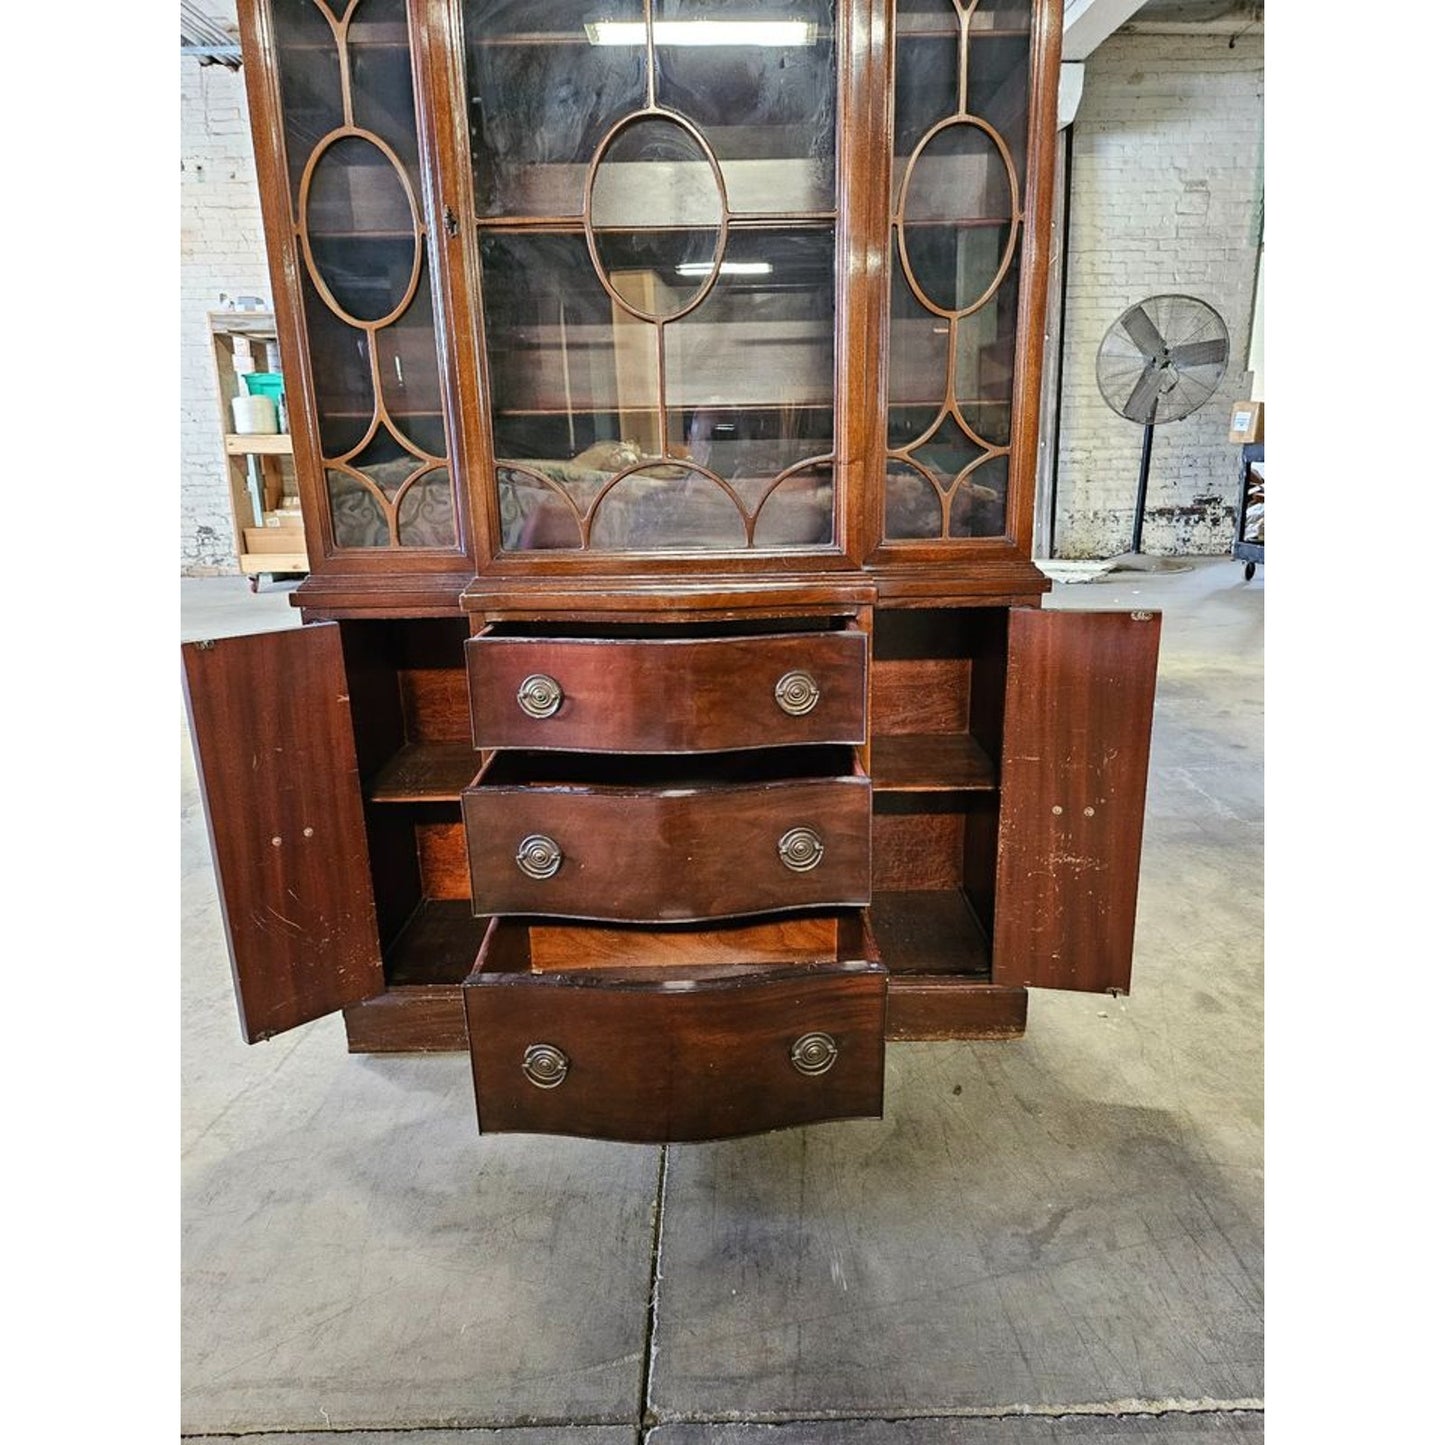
xmin=471 ymin=743 xmax=861 ymax=791
xmin=474 ymin=909 xmax=877 ymax=979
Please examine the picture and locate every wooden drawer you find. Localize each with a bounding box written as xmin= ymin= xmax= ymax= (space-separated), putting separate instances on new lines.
xmin=464 ymin=918 xmax=886 ymax=1142
xmin=461 ymin=747 xmax=872 ymax=922
xmin=465 ymin=626 xmax=867 ymax=754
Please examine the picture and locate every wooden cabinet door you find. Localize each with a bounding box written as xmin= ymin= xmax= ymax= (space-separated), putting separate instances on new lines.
xmin=183 ymin=624 xmax=383 ymax=1041
xmin=993 ymin=608 xmax=1161 ymax=994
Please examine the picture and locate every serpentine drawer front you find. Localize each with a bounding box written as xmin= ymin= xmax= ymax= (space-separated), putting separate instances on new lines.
xmin=466 ymin=628 xmax=867 ymax=754
xmin=461 ymin=747 xmax=872 ymax=923
xmin=463 ymin=921 xmax=886 ymax=1142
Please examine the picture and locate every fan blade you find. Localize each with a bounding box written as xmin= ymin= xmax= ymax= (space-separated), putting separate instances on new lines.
xmin=1121 ymin=306 xmax=1167 ymax=360
xmin=1122 ymin=366 xmax=1166 ymax=424
xmin=1171 ymin=337 xmax=1228 ymax=368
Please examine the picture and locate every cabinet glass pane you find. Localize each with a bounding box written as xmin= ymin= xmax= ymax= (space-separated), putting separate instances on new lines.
xmin=655 ymin=0 xmax=836 ymax=214
xmin=273 ymin=0 xmax=461 ymax=552
xmin=468 ymin=0 xmax=839 ymax=554
xmin=884 ymin=0 xmax=1032 ymax=542
xmin=464 ymin=0 xmax=648 ymax=218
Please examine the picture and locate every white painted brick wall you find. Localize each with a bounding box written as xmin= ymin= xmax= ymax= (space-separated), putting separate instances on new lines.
xmin=180 ymin=36 xmax=271 ymax=575
xmin=1055 ymin=31 xmax=1264 ymax=558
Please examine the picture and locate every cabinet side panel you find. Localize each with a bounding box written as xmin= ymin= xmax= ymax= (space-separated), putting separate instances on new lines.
xmin=993 ymin=608 xmax=1160 ymax=993
xmin=183 ymin=625 xmax=384 ymax=1041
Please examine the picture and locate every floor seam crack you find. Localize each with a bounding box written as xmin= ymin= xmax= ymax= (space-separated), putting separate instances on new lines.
xmin=636 ymin=1143 xmax=669 ymax=1445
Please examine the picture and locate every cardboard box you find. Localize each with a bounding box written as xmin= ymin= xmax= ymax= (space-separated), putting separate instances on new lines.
xmin=1228 ymin=400 xmax=1264 ymax=444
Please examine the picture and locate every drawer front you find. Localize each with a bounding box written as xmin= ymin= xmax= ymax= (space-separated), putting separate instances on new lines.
xmin=466 ymin=631 xmax=867 ymax=753
xmin=464 ymin=963 xmax=887 ymax=1142
xmin=463 ymin=775 xmax=872 ymax=922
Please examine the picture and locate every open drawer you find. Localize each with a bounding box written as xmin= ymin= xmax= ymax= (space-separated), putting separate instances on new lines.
xmin=463 ymin=914 xmax=885 ymax=1142
xmin=461 ymin=746 xmax=872 ymax=923
xmin=466 ymin=620 xmax=867 ymax=754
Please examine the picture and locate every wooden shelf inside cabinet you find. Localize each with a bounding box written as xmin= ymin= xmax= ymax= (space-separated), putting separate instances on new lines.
xmin=225 ymin=433 xmax=293 ymax=456
xmin=871 ymin=733 xmax=997 ymax=793
xmin=366 ymin=742 xmax=480 ymax=804
xmin=870 ymin=889 xmax=991 ymax=978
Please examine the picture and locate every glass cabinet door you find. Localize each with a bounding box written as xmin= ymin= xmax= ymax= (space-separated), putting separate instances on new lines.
xmin=270 ymin=0 xmax=462 ymax=553
xmin=884 ymin=0 xmax=1034 ymax=542
xmin=463 ymin=0 xmax=840 ymax=554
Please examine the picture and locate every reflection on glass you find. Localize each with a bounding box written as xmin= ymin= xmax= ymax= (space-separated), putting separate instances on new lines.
xmin=465 ymin=0 xmax=647 ymax=217
xmin=273 ymin=0 xmax=343 ymax=205
xmin=655 ymin=0 xmax=836 ymax=213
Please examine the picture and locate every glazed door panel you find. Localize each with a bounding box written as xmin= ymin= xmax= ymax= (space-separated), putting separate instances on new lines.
xmin=457 ymin=0 xmax=844 ymax=558
xmin=183 ymin=624 xmax=384 ymax=1041
xmin=241 ymin=0 xmax=469 ymax=570
xmin=992 ymin=607 xmax=1160 ymax=994
xmin=875 ymin=0 xmax=1059 ymax=557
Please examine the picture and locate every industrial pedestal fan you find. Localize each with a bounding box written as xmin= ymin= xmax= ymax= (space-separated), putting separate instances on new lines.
xmin=1096 ymin=294 xmax=1230 ymax=556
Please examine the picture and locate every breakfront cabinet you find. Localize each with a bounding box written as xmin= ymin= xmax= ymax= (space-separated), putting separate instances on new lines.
xmin=185 ymin=0 xmax=1160 ymax=1143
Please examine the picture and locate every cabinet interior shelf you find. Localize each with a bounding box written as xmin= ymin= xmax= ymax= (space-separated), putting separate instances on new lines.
xmin=477 ymin=214 xmax=836 ymax=233
xmin=225 ymin=433 xmax=293 ymax=456
xmin=367 ymin=741 xmax=480 ymax=803
xmin=869 ymin=888 xmax=991 ymax=978
xmin=871 ymin=732 xmax=997 ymax=792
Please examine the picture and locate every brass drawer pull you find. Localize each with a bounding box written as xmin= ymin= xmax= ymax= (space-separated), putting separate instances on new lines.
xmin=517 ymin=673 xmax=563 ymax=719
xmin=774 ymin=669 xmax=820 ymax=716
xmin=778 ymin=826 xmax=825 ymax=872
xmin=790 ymin=1032 xmax=838 ymax=1076
xmin=522 ymin=1043 xmax=569 ymax=1089
xmin=516 ymin=834 xmax=563 ymax=879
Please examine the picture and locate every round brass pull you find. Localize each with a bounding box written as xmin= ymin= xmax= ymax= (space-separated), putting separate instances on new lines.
xmin=790 ymin=1032 xmax=838 ymax=1076
xmin=774 ymin=670 xmax=820 ymax=717
xmin=778 ymin=826 xmax=825 ymax=873
xmin=517 ymin=673 xmax=563 ymax=719
xmin=522 ymin=1043 xmax=569 ymax=1089
xmin=516 ymin=834 xmax=562 ymax=879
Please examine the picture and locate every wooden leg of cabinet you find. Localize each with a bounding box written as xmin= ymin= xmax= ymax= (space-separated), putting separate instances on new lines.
xmin=885 ymin=980 xmax=1028 ymax=1041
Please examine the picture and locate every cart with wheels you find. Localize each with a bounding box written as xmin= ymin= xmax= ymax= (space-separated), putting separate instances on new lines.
xmin=1234 ymin=442 xmax=1263 ymax=581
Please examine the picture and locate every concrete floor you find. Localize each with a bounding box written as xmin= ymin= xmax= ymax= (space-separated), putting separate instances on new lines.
xmin=181 ymin=559 xmax=1263 ymax=1442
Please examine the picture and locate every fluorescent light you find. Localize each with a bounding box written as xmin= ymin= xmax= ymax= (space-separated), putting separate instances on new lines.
xmin=586 ymin=21 xmax=816 ymax=47
xmin=676 ymin=261 xmax=774 ymax=277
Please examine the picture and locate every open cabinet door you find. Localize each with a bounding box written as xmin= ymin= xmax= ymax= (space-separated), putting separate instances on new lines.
xmin=993 ymin=609 xmax=1161 ymax=994
xmin=183 ymin=624 xmax=383 ymax=1041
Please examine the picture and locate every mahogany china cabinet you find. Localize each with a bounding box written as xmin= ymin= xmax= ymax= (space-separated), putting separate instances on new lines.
xmin=184 ymin=0 xmax=1160 ymax=1142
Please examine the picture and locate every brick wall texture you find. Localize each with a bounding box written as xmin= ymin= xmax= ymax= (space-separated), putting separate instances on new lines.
xmin=1054 ymin=30 xmax=1264 ymax=558
xmin=180 ymin=44 xmax=270 ymax=576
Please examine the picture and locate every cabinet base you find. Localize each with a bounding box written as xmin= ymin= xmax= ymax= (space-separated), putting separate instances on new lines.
xmin=342 ymin=979 xmax=1028 ymax=1053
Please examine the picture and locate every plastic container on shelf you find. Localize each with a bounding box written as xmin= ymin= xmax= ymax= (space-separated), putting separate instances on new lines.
xmin=243 ymin=371 xmax=285 ymax=404
xmin=232 ymin=393 xmax=279 ymax=435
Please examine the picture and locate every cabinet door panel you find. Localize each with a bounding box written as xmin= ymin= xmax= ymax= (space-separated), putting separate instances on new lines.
xmin=183 ymin=624 xmax=383 ymax=1041
xmin=993 ymin=608 xmax=1160 ymax=993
